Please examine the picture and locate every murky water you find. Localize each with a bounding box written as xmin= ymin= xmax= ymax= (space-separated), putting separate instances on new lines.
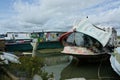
xmin=0 ymin=53 xmax=120 ymax=80
xmin=41 ymin=54 xmax=120 ymax=80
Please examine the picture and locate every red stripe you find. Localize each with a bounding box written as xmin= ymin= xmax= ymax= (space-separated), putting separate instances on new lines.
xmin=59 ymin=32 xmax=73 ymax=42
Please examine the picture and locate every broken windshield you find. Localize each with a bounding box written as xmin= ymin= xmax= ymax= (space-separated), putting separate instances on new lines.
xmin=66 ymin=32 xmax=103 ymax=53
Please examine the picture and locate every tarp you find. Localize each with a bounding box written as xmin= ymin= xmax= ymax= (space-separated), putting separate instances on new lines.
xmin=74 ymin=19 xmax=112 ymax=47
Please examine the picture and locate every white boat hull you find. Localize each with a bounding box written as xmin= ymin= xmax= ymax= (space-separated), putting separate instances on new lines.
xmin=110 ymin=55 xmax=120 ymax=75
xmin=110 ymin=48 xmax=120 ymax=76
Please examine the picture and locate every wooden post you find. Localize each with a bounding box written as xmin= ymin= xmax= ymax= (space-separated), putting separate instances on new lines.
xmin=31 ymin=39 xmax=38 ymax=57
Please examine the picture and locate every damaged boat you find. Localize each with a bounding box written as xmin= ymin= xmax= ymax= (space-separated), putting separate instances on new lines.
xmin=59 ymin=19 xmax=117 ymax=56
xmin=59 ymin=19 xmax=120 ymax=75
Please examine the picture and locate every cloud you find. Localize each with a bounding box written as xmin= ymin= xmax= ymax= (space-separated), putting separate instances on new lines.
xmin=0 ymin=0 xmax=120 ymax=35
xmin=14 ymin=0 xmax=105 ymax=22
xmin=12 ymin=0 xmax=105 ymax=29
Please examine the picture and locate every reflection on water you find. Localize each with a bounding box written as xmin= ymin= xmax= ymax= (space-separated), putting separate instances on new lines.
xmin=32 ymin=54 xmax=120 ymax=80
xmin=0 ymin=53 xmax=120 ymax=80
xmin=42 ymin=54 xmax=120 ymax=80
xmin=36 ymin=53 xmax=71 ymax=80
xmin=61 ymin=57 xmax=120 ymax=80
xmin=43 ymin=62 xmax=70 ymax=80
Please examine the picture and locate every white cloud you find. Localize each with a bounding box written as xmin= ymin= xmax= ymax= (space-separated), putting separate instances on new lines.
xmin=13 ymin=0 xmax=105 ymax=23
xmin=88 ymin=6 xmax=120 ymax=26
xmin=0 ymin=0 xmax=120 ymax=35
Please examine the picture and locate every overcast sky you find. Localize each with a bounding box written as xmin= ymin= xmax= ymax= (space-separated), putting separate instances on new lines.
xmin=0 ymin=0 xmax=120 ymax=35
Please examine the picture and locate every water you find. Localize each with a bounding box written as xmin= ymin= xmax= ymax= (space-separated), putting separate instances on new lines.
xmin=43 ymin=62 xmax=70 ymax=80
xmin=0 ymin=53 xmax=120 ymax=80
xmin=32 ymin=53 xmax=120 ymax=80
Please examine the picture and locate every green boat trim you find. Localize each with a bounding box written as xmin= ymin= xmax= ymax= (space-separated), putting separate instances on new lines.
xmin=5 ymin=41 xmax=63 ymax=52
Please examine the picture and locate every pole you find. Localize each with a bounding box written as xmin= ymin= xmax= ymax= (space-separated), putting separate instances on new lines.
xmin=31 ymin=39 xmax=38 ymax=57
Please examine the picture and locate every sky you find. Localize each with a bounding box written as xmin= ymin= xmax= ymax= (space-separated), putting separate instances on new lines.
xmin=0 ymin=0 xmax=120 ymax=35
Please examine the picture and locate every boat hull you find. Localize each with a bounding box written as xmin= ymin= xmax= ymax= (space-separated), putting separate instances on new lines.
xmin=5 ymin=41 xmax=63 ymax=52
xmin=110 ymin=55 xmax=120 ymax=76
xmin=62 ymin=52 xmax=110 ymax=62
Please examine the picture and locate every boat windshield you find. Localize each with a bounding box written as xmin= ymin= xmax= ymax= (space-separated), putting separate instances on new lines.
xmin=66 ymin=32 xmax=103 ymax=53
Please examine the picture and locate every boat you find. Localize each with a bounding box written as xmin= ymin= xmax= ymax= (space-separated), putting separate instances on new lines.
xmin=110 ymin=47 xmax=120 ymax=76
xmin=59 ymin=19 xmax=117 ymax=56
xmin=4 ymin=31 xmax=64 ymax=52
xmin=59 ymin=18 xmax=120 ymax=76
xmin=5 ymin=41 xmax=63 ymax=52
xmin=0 ymin=52 xmax=20 ymax=65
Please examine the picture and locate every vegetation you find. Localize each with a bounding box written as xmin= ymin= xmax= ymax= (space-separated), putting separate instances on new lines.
xmin=118 ymin=36 xmax=120 ymax=39
xmin=7 ymin=55 xmax=54 ymax=80
xmin=2 ymin=48 xmax=63 ymax=79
